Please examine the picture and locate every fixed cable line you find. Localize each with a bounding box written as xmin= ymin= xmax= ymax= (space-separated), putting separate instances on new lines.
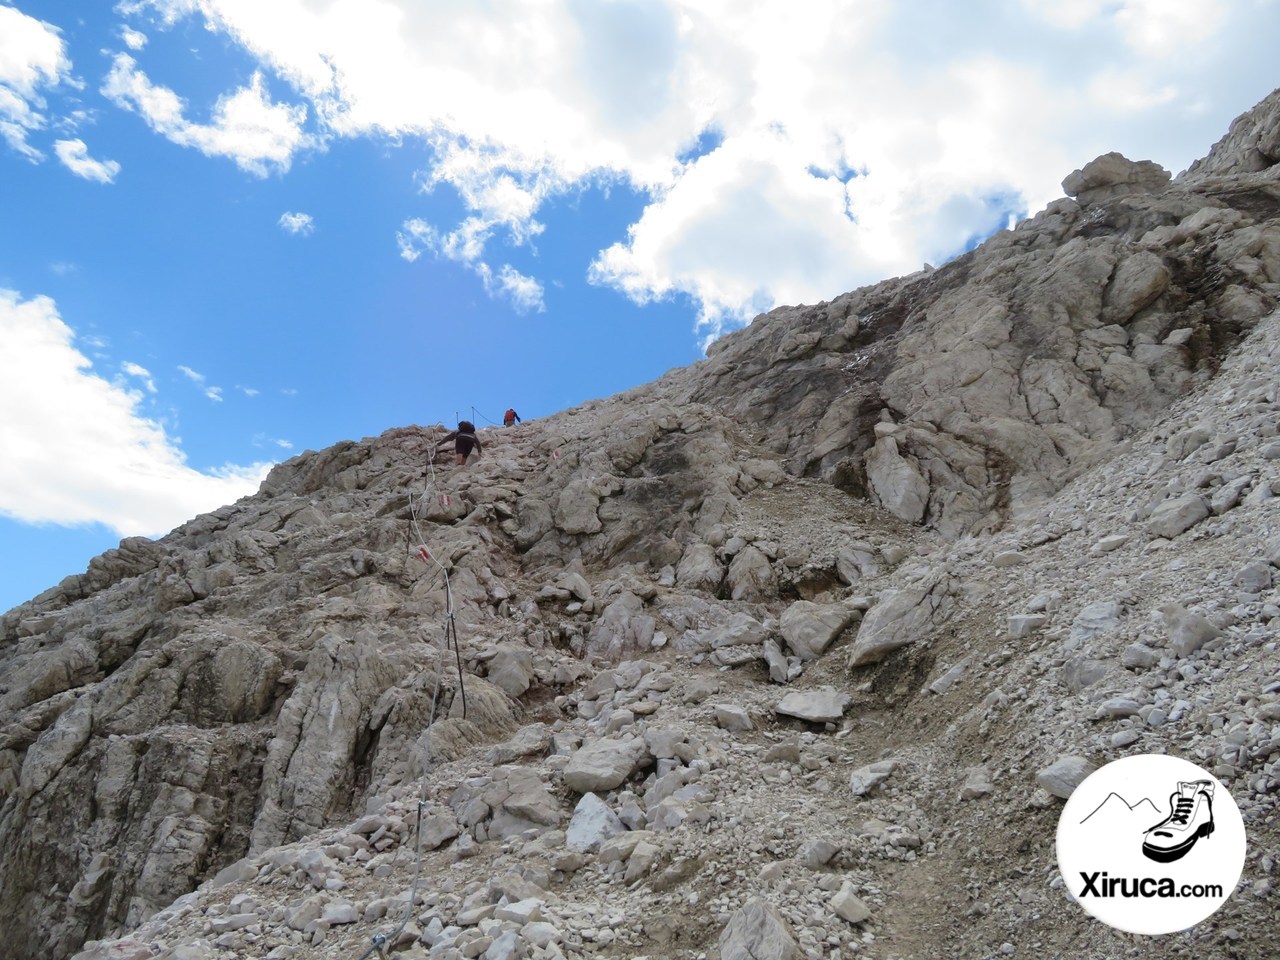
xmin=355 ymin=431 xmax=469 ymax=959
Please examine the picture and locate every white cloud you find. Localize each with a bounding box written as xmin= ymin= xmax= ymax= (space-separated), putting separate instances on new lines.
xmin=252 ymin=432 xmax=294 ymax=450
xmin=102 ymin=52 xmax=316 ymax=176
xmin=53 ymin=138 xmax=122 ymax=183
xmin=0 ymin=289 xmax=271 ymax=536
xmin=0 ymin=4 xmax=72 ymax=161
xmin=120 ymin=25 xmax=149 ymax=49
xmin=278 ymin=210 xmax=314 ymax=235
xmin=121 ymin=360 xmax=156 ymax=392
xmin=398 ymin=217 xmax=545 ymax=312
xmin=483 ymin=263 xmax=545 ymax=314
xmin=116 ymin=0 xmax=1280 ymax=334
xmin=237 ymin=384 xmax=259 ymax=397
xmin=177 ymin=363 xmax=222 ymax=401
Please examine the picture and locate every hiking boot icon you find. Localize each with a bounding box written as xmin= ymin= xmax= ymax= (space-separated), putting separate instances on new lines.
xmin=1142 ymin=780 xmax=1215 ymax=863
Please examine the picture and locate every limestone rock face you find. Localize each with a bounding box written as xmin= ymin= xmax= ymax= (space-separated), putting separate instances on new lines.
xmin=1185 ymin=87 xmax=1280 ymax=177
xmin=670 ymin=91 xmax=1280 ymax=535
xmin=2 ymin=88 xmax=1280 ymax=960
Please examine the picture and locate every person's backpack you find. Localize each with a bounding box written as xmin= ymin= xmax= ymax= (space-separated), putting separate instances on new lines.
xmin=504 ymin=408 xmax=516 ymax=420
xmin=458 ymin=420 xmax=475 ymax=434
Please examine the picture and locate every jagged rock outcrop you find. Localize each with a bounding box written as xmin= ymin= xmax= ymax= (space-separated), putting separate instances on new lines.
xmin=1 ymin=89 xmax=1279 ymax=960
xmin=670 ymin=92 xmax=1280 ymax=535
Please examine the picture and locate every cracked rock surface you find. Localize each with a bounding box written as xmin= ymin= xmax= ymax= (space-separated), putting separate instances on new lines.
xmin=2 ymin=89 xmax=1280 ymax=960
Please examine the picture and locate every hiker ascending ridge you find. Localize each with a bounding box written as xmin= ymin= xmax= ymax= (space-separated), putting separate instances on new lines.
xmin=503 ymin=408 xmax=521 ymax=426
xmin=437 ymin=420 xmax=482 ymax=465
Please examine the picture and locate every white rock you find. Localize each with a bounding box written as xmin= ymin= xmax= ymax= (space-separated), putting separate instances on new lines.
xmin=1035 ymin=756 xmax=1095 ymax=799
xmin=718 ymin=897 xmax=799 ymax=960
xmin=830 ymin=883 xmax=872 ymax=924
xmin=848 ymin=760 xmax=896 ymax=797
xmin=714 ymin=704 xmax=754 ymax=732
xmin=565 ymin=793 xmax=625 ymax=852
xmin=774 ymin=688 xmax=851 ymax=724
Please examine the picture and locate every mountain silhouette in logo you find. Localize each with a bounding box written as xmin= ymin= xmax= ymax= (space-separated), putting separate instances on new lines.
xmin=1080 ymin=792 xmax=1162 ymax=827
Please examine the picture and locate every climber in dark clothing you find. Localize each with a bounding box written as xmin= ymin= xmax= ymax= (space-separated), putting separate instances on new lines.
xmin=436 ymin=420 xmax=482 ymax=465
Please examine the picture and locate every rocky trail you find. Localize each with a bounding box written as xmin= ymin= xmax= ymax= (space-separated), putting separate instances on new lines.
xmin=3 ymin=91 xmax=1280 ymax=960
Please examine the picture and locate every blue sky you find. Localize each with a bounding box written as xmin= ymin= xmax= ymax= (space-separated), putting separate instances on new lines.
xmin=2 ymin=0 xmax=1278 ymax=613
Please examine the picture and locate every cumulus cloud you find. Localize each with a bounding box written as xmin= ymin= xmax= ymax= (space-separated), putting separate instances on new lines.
xmin=53 ymin=138 xmax=122 ymax=183
xmin=0 ymin=289 xmax=271 ymax=536
xmin=120 ymin=25 xmax=148 ymax=49
xmin=116 ymin=0 xmax=1280 ymax=334
xmin=102 ymin=52 xmax=316 ymax=176
xmin=278 ymin=210 xmax=314 ymax=235
xmin=0 ymin=4 xmax=72 ymax=161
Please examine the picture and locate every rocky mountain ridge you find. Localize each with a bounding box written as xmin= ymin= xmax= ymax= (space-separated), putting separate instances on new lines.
xmin=2 ymin=90 xmax=1279 ymax=960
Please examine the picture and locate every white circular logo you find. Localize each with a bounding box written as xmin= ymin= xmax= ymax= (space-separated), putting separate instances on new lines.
xmin=1055 ymin=754 xmax=1246 ymax=935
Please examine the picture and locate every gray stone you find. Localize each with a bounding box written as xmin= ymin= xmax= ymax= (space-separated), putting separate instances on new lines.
xmin=848 ymin=760 xmax=896 ymax=796
xmin=761 ymin=638 xmax=790 ymax=684
xmin=1120 ymin=643 xmax=1160 ymax=671
xmin=1062 ymin=152 xmax=1170 ymax=203
xmin=830 ymin=882 xmax=872 ymax=924
xmin=714 ymin=704 xmax=754 ymax=732
xmin=563 ymin=737 xmax=650 ymax=793
xmin=928 ymin=661 xmax=967 ymax=695
xmin=847 ymin=573 xmax=954 ymax=668
xmin=774 ymin=688 xmax=851 ymax=724
xmin=1160 ymin=604 xmax=1221 ymax=658
xmin=1094 ymin=534 xmax=1129 ymax=553
xmin=321 ymin=900 xmax=358 ymax=925
xmin=565 ymin=793 xmax=625 ymax=852
xmin=725 ymin=546 xmax=776 ymax=601
xmin=779 ymin=600 xmax=860 ymax=661
xmin=675 ymin=542 xmax=724 ymax=592
xmin=1147 ymin=494 xmax=1210 ymax=539
xmin=487 ymin=644 xmax=535 ymax=699
xmin=1007 ymin=614 xmax=1047 ymax=639
xmin=493 ymin=898 xmax=543 ymax=924
xmin=865 ymin=436 xmax=930 ymax=523
xmin=1036 ymin=756 xmax=1096 ymax=799
xmin=1069 ymin=601 xmax=1122 ymax=643
xmin=1235 ymin=561 xmax=1273 ymax=594
xmin=796 ymin=838 xmax=839 ymax=868
xmin=960 ymin=766 xmax=994 ymax=800
xmin=835 ymin=542 xmax=881 ymax=583
xmin=718 ymin=897 xmax=798 ymax=960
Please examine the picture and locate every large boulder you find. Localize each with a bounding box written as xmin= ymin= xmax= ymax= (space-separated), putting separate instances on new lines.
xmin=1062 ymin=152 xmax=1171 ymax=204
xmin=779 ymin=600 xmax=861 ymax=661
xmin=719 ymin=898 xmax=798 ymax=960
xmin=847 ymin=573 xmax=955 ymax=668
xmin=563 ymin=737 xmax=651 ymax=793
